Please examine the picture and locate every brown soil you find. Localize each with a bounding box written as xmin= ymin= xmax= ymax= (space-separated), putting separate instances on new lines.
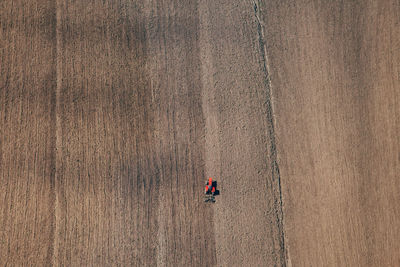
xmin=261 ymin=1 xmax=400 ymax=266
xmin=1 ymin=0 xmax=399 ymax=266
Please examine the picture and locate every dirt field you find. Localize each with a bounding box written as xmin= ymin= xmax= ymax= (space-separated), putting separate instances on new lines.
xmin=1 ymin=0 xmax=399 ymax=266
xmin=261 ymin=1 xmax=400 ymax=266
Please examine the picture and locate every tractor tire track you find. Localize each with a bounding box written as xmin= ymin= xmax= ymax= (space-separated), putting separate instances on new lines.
xmin=253 ymin=1 xmax=287 ymax=265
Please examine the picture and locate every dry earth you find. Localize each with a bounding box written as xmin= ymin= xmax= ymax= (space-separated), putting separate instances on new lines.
xmin=0 ymin=0 xmax=399 ymax=266
xmin=261 ymin=1 xmax=400 ymax=266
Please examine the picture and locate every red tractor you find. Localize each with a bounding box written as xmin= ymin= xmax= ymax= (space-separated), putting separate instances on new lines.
xmin=204 ymin=177 xmax=218 ymax=203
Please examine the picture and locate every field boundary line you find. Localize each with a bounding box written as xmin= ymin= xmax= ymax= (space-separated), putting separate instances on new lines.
xmin=252 ymin=1 xmax=287 ymax=266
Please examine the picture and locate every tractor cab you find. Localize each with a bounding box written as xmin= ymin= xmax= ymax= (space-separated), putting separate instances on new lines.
xmin=204 ymin=177 xmax=218 ymax=202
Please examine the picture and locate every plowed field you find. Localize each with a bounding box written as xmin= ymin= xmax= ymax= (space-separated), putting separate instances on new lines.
xmin=1 ymin=1 xmax=399 ymax=266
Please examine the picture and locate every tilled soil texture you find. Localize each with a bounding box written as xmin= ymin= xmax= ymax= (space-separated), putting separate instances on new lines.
xmin=0 ymin=1 xmax=57 ymax=265
xmin=2 ymin=1 xmax=216 ymax=266
xmin=261 ymin=0 xmax=400 ymax=266
xmin=1 ymin=0 xmax=399 ymax=267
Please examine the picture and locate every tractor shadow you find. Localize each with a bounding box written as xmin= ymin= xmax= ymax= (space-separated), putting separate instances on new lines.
xmin=212 ymin=181 xmax=220 ymax=196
